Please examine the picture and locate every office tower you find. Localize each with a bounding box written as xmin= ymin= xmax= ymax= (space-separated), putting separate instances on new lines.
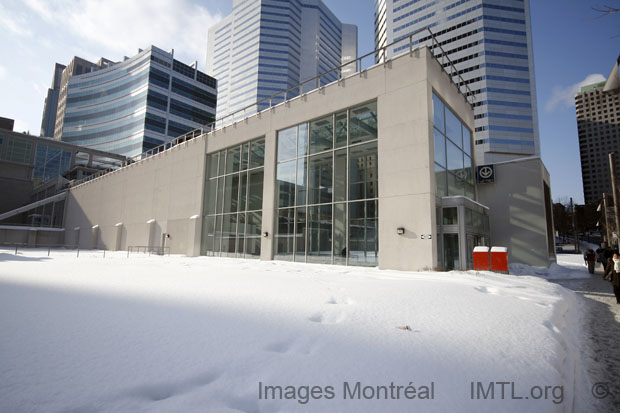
xmin=59 ymin=46 xmax=217 ymax=158
xmin=206 ymin=0 xmax=357 ymax=120
xmin=53 ymin=57 xmax=112 ymax=140
xmin=575 ymin=56 xmax=620 ymax=204
xmin=40 ymin=63 xmax=66 ymax=137
xmin=374 ymin=0 xmax=539 ymax=164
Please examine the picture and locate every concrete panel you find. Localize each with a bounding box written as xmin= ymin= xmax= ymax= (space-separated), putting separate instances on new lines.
xmin=477 ymin=157 xmax=554 ymax=267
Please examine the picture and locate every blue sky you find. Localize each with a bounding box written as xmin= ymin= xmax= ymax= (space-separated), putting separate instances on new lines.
xmin=0 ymin=0 xmax=618 ymax=204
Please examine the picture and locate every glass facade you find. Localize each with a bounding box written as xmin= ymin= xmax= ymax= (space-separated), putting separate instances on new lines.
xmin=62 ymin=46 xmax=216 ymax=158
xmin=201 ymin=137 xmax=265 ymax=258
xmin=433 ymin=92 xmax=474 ymax=199
xmin=275 ymin=100 xmax=378 ymax=266
xmin=32 ymin=145 xmax=72 ymax=186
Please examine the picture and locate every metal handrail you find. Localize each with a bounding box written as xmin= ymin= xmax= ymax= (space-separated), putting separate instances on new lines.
xmin=127 ymin=245 xmax=171 ymax=256
xmin=68 ymin=27 xmax=473 ymax=188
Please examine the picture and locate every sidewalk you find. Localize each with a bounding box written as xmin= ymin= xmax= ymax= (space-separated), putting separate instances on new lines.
xmin=554 ymin=264 xmax=620 ymax=412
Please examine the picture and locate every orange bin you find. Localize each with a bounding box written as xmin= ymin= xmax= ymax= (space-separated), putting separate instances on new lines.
xmin=490 ymin=246 xmax=509 ymax=273
xmin=472 ymin=246 xmax=490 ymax=270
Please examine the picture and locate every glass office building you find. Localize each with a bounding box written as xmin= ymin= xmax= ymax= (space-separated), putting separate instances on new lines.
xmin=60 ymin=46 xmax=217 ymax=158
xmin=374 ymin=0 xmax=539 ymax=165
xmin=206 ymin=0 xmax=357 ymax=120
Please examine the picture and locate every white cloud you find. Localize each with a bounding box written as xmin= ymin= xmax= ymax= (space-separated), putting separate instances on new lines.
xmin=22 ymin=0 xmax=223 ymax=69
xmin=0 ymin=65 xmax=6 ymax=79
xmin=545 ymin=73 xmax=606 ymax=112
xmin=0 ymin=3 xmax=34 ymax=37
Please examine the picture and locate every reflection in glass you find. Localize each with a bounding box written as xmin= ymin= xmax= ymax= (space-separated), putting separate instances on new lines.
xmin=462 ymin=126 xmax=472 ymax=156
xmin=246 ymin=211 xmax=262 ymax=257
xmin=278 ymin=127 xmax=297 ymax=161
xmin=277 ymin=160 xmax=296 ymax=208
xmin=248 ymin=169 xmax=264 ymax=211
xmin=333 ymin=203 xmax=347 ymax=265
xmin=276 ymin=208 xmax=295 ymax=261
xmin=308 ymin=204 xmax=332 ymax=263
xmin=348 ymin=200 xmax=378 ymax=266
xmin=334 ymin=149 xmax=347 ymax=202
xmin=216 ymin=176 xmax=224 ymax=214
xmin=250 ymin=138 xmax=265 ymax=169
xmin=223 ymin=174 xmax=239 ymax=213
xmin=433 ymin=93 xmax=445 ymax=133
xmin=205 ymin=179 xmax=217 ymax=215
xmin=349 ymin=101 xmax=377 ymax=144
xmin=434 ymin=128 xmax=446 ymax=167
xmin=226 ymin=146 xmax=240 ymax=174
xmin=448 ymin=172 xmax=463 ymax=197
xmin=214 ymin=215 xmax=222 ymax=254
xmin=308 ymin=152 xmax=333 ymax=205
xmin=446 ymin=139 xmax=463 ymax=173
xmin=298 ymin=123 xmax=308 ymax=157
xmin=349 ymin=141 xmax=378 ymax=201
xmin=310 ymin=115 xmax=333 ymax=154
xmin=241 ymin=143 xmax=249 ymax=170
xmin=443 ymin=207 xmax=458 ymax=225
xmin=435 ymin=165 xmax=447 ymax=197
xmin=296 ymin=157 xmax=307 ymax=206
xmin=207 ymin=153 xmax=218 ymax=178
xmin=445 ymin=108 xmax=462 ymax=148
xmin=295 ymin=207 xmax=307 ymax=262
xmin=237 ymin=213 xmax=245 ymax=255
xmin=221 ymin=213 xmax=237 ymax=256
xmin=335 ymin=111 xmax=347 ymax=148
xmin=218 ymin=150 xmax=226 ymax=176
xmin=443 ymin=233 xmax=459 ymax=270
xmin=239 ymin=173 xmax=247 ymax=211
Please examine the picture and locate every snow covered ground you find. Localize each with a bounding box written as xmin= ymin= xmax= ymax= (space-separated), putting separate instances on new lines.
xmin=0 ymin=249 xmax=593 ymax=412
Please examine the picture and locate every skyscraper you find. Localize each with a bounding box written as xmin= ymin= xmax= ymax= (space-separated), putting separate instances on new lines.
xmin=206 ymin=0 xmax=357 ymax=120
xmin=575 ymin=56 xmax=620 ymax=205
xmin=40 ymin=63 xmax=66 ymax=137
xmin=58 ymin=46 xmax=217 ymax=158
xmin=53 ymin=56 xmax=113 ymax=140
xmin=374 ymin=0 xmax=539 ymax=164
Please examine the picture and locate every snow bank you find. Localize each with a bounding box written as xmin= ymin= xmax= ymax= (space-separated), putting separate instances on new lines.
xmin=510 ymin=254 xmax=592 ymax=280
xmin=0 ymin=249 xmax=588 ymax=412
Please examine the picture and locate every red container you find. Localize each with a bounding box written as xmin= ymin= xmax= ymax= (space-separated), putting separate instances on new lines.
xmin=490 ymin=246 xmax=509 ymax=273
xmin=472 ymin=246 xmax=490 ymax=270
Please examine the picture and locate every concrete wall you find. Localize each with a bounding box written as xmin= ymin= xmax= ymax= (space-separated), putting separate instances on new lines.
xmin=477 ymin=157 xmax=555 ymax=267
xmin=0 ymin=227 xmax=64 ymax=246
xmin=64 ymin=137 xmax=206 ymax=254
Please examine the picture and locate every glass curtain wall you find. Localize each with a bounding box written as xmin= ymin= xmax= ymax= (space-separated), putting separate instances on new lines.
xmin=433 ymin=91 xmax=475 ymax=270
xmin=433 ymin=92 xmax=474 ymax=199
xmin=201 ymin=137 xmax=265 ymax=258
xmin=275 ymin=100 xmax=378 ymax=266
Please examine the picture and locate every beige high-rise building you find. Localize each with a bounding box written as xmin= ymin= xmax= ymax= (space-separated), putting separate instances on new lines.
xmin=575 ymin=56 xmax=620 ymax=205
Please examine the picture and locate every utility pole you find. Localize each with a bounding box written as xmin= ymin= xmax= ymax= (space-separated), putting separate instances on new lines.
xmin=571 ymin=198 xmax=580 ymax=253
xmin=603 ymin=193 xmax=612 ymax=247
xmin=609 ymin=152 xmax=620 ymax=247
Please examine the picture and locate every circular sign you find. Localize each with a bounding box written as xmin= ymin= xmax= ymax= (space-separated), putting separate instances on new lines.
xmin=479 ymin=166 xmax=493 ymax=179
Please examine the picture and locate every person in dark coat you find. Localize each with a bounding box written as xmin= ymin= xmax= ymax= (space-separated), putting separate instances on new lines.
xmin=584 ymin=249 xmax=596 ymax=274
xmin=610 ymin=253 xmax=620 ymax=304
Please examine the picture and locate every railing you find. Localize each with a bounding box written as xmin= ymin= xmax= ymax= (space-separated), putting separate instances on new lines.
xmin=68 ymin=27 xmax=473 ymax=188
xmin=127 ymin=245 xmax=170 ymax=257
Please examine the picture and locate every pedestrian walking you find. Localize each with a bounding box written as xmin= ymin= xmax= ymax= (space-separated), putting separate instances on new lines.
xmin=609 ymin=253 xmax=620 ymax=304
